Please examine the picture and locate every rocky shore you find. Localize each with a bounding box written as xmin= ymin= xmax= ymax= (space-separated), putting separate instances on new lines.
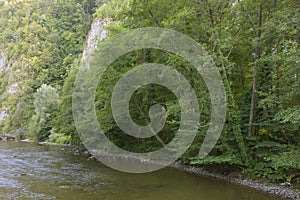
xmin=174 ymin=164 xmax=300 ymax=200
xmin=0 ymin=135 xmax=16 ymax=141
xmin=81 ymin=148 xmax=300 ymax=200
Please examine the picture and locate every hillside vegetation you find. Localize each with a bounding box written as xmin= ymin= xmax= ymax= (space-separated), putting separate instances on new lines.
xmin=0 ymin=0 xmax=299 ymax=183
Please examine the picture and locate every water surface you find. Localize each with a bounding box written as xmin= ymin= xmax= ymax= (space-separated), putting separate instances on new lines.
xmin=0 ymin=142 xmax=282 ymax=200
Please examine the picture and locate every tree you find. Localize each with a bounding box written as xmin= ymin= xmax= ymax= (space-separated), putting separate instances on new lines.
xmin=29 ymin=84 xmax=59 ymax=141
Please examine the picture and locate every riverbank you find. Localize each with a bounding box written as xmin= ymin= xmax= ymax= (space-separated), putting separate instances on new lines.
xmin=11 ymin=140 xmax=300 ymax=200
xmin=173 ymin=164 xmax=300 ymax=200
xmin=1 ymin=141 xmax=283 ymax=200
xmin=81 ymin=147 xmax=300 ymax=200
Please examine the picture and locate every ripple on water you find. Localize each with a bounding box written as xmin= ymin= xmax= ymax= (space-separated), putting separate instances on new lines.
xmin=0 ymin=142 xmax=283 ymax=200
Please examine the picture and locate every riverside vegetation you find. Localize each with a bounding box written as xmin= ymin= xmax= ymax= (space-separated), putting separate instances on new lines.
xmin=0 ymin=0 xmax=299 ymax=187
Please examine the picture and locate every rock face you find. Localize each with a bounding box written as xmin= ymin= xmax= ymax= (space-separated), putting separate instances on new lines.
xmin=0 ymin=111 xmax=6 ymax=121
xmin=0 ymin=50 xmax=8 ymax=121
xmin=81 ymin=18 xmax=112 ymax=69
xmin=0 ymin=51 xmax=6 ymax=70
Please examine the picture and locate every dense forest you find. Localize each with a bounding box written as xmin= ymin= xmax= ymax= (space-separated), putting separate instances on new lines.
xmin=0 ymin=0 xmax=299 ymax=183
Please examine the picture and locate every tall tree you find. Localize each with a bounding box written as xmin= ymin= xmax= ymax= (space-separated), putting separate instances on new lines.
xmin=248 ymin=0 xmax=263 ymax=136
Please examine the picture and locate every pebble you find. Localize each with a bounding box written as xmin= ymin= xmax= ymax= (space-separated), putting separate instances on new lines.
xmin=87 ymin=156 xmax=96 ymax=161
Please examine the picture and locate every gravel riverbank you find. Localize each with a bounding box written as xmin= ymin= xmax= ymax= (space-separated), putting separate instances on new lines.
xmin=173 ymin=164 xmax=300 ymax=200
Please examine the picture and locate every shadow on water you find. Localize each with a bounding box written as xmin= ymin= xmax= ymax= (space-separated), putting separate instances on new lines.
xmin=0 ymin=142 xmax=282 ymax=200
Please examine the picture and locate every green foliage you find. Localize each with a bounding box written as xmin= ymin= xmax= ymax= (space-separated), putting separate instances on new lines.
xmin=188 ymin=133 xmax=244 ymax=167
xmin=0 ymin=0 xmax=298 ymax=184
xmin=245 ymin=147 xmax=300 ymax=183
xmin=92 ymin=50 xmax=191 ymax=152
xmin=49 ymin=132 xmax=71 ymax=144
xmin=0 ymin=0 xmax=96 ymax=139
xmin=274 ymin=106 xmax=300 ymax=126
xmin=34 ymin=84 xmax=59 ymax=122
xmin=54 ymin=60 xmax=81 ymax=145
xmin=190 ymin=154 xmax=241 ymax=166
xmin=28 ymin=84 xmax=59 ymax=142
xmin=110 ymin=0 xmax=298 ymax=181
xmin=96 ymin=0 xmax=131 ymax=19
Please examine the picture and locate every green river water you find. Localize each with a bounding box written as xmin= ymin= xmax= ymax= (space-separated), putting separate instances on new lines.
xmin=0 ymin=142 xmax=282 ymax=200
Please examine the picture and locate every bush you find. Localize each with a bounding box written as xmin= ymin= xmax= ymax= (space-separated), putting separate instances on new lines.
xmin=49 ymin=132 xmax=71 ymax=144
xmin=244 ymin=148 xmax=300 ymax=183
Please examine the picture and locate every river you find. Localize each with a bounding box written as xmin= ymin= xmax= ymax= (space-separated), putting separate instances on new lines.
xmin=0 ymin=142 xmax=282 ymax=200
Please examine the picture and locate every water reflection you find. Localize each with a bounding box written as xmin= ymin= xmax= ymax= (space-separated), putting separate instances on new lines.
xmin=0 ymin=142 xmax=280 ymax=200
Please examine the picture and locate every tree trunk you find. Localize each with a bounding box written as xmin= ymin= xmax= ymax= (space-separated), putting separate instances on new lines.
xmin=248 ymin=0 xmax=263 ymax=137
xmin=205 ymin=0 xmax=248 ymax=162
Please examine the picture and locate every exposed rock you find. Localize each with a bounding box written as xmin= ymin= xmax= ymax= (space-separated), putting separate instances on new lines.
xmin=83 ymin=151 xmax=90 ymax=156
xmin=82 ymin=18 xmax=112 ymax=69
xmin=87 ymin=156 xmax=97 ymax=161
xmin=59 ymin=185 xmax=72 ymax=189
xmin=0 ymin=135 xmax=16 ymax=141
xmin=0 ymin=50 xmax=6 ymax=70
xmin=281 ymin=182 xmax=292 ymax=187
xmin=21 ymin=139 xmax=34 ymax=143
xmin=0 ymin=50 xmax=8 ymax=121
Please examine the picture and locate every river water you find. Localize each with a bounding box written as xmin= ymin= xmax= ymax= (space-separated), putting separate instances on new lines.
xmin=0 ymin=142 xmax=282 ymax=200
